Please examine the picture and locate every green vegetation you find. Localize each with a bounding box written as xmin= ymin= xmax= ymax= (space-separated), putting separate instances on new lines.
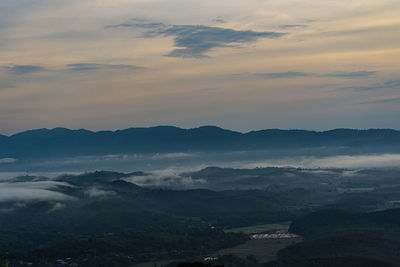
xmin=132 ymin=259 xmax=182 ymax=267
xmin=3 ymin=167 xmax=400 ymax=266
xmin=337 ymin=187 xmax=375 ymax=193
xmin=266 ymin=257 xmax=398 ymax=267
xmin=216 ymin=238 xmax=302 ymax=264
xmin=269 ymin=209 xmax=400 ymax=266
xmin=225 ymin=222 xmax=291 ymax=235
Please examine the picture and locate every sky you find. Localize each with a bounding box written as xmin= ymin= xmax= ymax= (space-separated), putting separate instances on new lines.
xmin=0 ymin=0 xmax=399 ymax=135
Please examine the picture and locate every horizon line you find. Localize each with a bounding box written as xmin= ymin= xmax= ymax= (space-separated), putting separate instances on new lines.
xmin=1 ymin=125 xmax=399 ymax=137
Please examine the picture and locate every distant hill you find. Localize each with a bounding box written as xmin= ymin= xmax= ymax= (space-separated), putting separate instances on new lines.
xmin=266 ymin=256 xmax=398 ymax=267
xmin=1 ymin=126 xmax=400 ymax=159
xmin=274 ymin=209 xmax=400 ymax=266
xmin=289 ymin=208 xmax=400 ymax=238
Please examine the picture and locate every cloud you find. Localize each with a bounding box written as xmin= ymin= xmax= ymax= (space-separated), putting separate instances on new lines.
xmin=0 ymin=202 xmax=27 ymax=213
xmin=0 ymin=172 xmax=32 ymax=181
xmin=0 ymin=181 xmax=75 ymax=203
xmin=158 ymin=25 xmax=284 ymax=58
xmin=0 ymin=180 xmax=75 ymax=203
xmin=300 ymin=169 xmax=336 ymax=175
xmin=108 ymin=22 xmax=285 ymax=57
xmin=123 ymin=167 xmax=207 ymax=189
xmin=49 ymin=202 xmax=66 ymax=212
xmin=84 ymin=187 xmax=115 ymax=198
xmin=0 ymin=158 xmax=17 ymax=164
xmin=363 ymin=97 xmax=400 ymax=104
xmin=384 ymin=80 xmax=400 ymax=89
xmin=340 ymin=86 xmax=378 ymax=91
xmin=213 ymin=18 xmax=226 ymax=24
xmin=311 ymin=154 xmax=400 ymax=169
xmin=151 ymin=152 xmax=195 ymax=160
xmin=3 ymin=63 xmax=144 ymax=75
xmin=106 ymin=22 xmax=166 ymax=30
xmin=279 ymin=24 xmax=307 ymax=29
xmin=255 ymin=70 xmax=377 ymax=79
xmin=323 ymin=71 xmax=377 ymax=78
xmin=240 ymin=154 xmax=400 ymax=169
xmin=255 ymin=71 xmax=310 ymax=78
xmin=6 ymin=181 xmax=75 ymax=189
xmin=0 ymin=187 xmax=73 ymax=203
xmin=340 ymin=79 xmax=400 ymax=91
xmin=5 ymin=65 xmax=45 ymax=75
xmin=67 ymin=63 xmax=143 ymax=71
xmin=120 ymin=153 xmax=400 ymax=188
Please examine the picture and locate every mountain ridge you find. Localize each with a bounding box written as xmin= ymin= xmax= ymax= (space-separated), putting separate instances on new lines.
xmin=4 ymin=126 xmax=400 ymax=137
xmin=0 ymin=126 xmax=399 ymax=159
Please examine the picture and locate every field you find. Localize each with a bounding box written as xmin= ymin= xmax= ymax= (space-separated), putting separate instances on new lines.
xmin=215 ymin=238 xmax=302 ymax=263
xmin=131 ymin=237 xmax=302 ymax=266
xmin=218 ymin=222 xmax=300 ymax=263
xmin=132 ymin=223 xmax=298 ymax=266
xmin=131 ymin=259 xmax=181 ymax=267
xmin=224 ymin=222 xmax=291 ymax=235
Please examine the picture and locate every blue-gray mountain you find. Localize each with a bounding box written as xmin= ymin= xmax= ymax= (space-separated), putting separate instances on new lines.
xmin=0 ymin=126 xmax=400 ymax=159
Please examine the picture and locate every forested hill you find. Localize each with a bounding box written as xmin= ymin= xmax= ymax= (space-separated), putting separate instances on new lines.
xmin=1 ymin=126 xmax=400 ymax=159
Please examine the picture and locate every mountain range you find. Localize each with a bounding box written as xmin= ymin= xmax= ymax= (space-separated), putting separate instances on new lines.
xmin=1 ymin=126 xmax=400 ymax=159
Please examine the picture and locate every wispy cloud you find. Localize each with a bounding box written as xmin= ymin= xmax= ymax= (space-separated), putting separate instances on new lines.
xmin=213 ymin=17 xmax=226 ymax=24
xmin=106 ymin=22 xmax=166 ymax=30
xmin=5 ymin=65 xmax=45 ymax=75
xmin=84 ymin=187 xmax=116 ymax=198
xmin=255 ymin=71 xmax=310 ymax=78
xmin=123 ymin=167 xmax=207 ymax=189
xmin=311 ymin=154 xmax=400 ymax=169
xmin=67 ymin=63 xmax=143 ymax=71
xmin=0 ymin=181 xmax=75 ymax=203
xmin=255 ymin=71 xmax=377 ymax=79
xmin=49 ymin=202 xmax=66 ymax=212
xmin=323 ymin=71 xmax=377 ymax=78
xmin=0 ymin=158 xmax=17 ymax=164
xmin=362 ymin=97 xmax=400 ymax=104
xmin=151 ymin=152 xmax=195 ymax=160
xmin=340 ymin=79 xmax=400 ymax=91
xmin=240 ymin=154 xmax=400 ymax=169
xmin=108 ymin=22 xmax=285 ymax=57
xmin=279 ymin=24 xmax=307 ymax=29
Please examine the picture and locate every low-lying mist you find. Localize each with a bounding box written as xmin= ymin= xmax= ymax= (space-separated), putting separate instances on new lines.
xmin=0 ymin=152 xmax=399 ymax=205
xmin=1 ymin=151 xmax=399 ymax=179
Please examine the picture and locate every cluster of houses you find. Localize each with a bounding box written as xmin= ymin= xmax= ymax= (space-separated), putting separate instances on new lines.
xmin=251 ymin=231 xmax=299 ymax=240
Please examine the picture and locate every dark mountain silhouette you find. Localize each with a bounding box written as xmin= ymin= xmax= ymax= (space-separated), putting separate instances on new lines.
xmin=1 ymin=126 xmax=399 ymax=159
xmin=289 ymin=208 xmax=400 ymax=239
xmin=277 ymin=208 xmax=400 ymax=266
xmin=56 ymin=170 xmax=132 ymax=186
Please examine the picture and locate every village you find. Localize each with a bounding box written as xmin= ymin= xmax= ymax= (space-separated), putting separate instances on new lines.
xmin=251 ymin=231 xmax=300 ymax=240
